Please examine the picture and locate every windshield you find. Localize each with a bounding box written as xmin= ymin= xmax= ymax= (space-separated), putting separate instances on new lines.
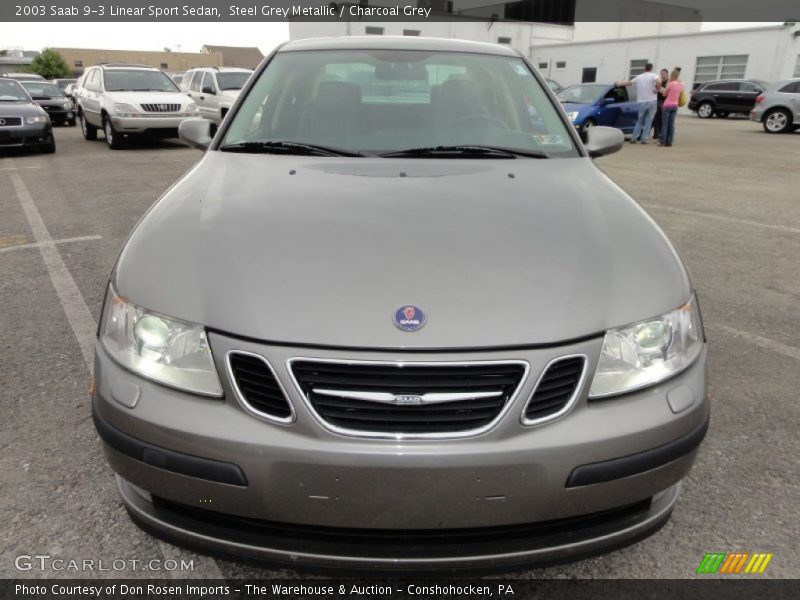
xmin=22 ymin=82 xmax=64 ymax=98
xmin=557 ymin=84 xmax=606 ymax=104
xmin=104 ymin=69 xmax=179 ymax=92
xmin=221 ymin=50 xmax=579 ymax=157
xmin=0 ymin=79 xmax=30 ymax=101
xmin=217 ymin=72 xmax=251 ymax=91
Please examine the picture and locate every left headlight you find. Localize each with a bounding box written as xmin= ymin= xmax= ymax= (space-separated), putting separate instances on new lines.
xmin=63 ymin=101 xmax=74 ymax=109
xmin=589 ymin=295 xmax=704 ymax=399
xmin=566 ymin=111 xmax=579 ymax=122
xmin=99 ymin=285 xmax=222 ymax=396
xmin=184 ymin=102 xmax=198 ymax=115
xmin=26 ymin=115 xmax=48 ymax=124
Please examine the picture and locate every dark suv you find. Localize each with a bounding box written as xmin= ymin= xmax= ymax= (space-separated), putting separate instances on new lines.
xmin=688 ymin=79 xmax=769 ymax=118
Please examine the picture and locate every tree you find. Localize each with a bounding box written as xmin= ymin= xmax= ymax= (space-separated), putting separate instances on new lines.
xmin=30 ymin=49 xmax=71 ymax=79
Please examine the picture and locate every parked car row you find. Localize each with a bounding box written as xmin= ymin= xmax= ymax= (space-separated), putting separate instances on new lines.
xmin=69 ymin=63 xmax=254 ymax=149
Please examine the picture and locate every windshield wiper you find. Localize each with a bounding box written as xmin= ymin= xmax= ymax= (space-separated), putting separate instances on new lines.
xmin=380 ymin=145 xmax=549 ymax=159
xmin=218 ymin=140 xmax=363 ymax=157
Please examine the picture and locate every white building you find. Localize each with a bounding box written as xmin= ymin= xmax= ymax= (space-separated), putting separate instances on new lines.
xmin=531 ymin=23 xmax=800 ymax=88
xmin=289 ymin=1 xmax=701 ymax=56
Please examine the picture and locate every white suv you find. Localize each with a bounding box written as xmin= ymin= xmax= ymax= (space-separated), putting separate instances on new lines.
xmin=180 ymin=67 xmax=252 ymax=127
xmin=75 ymin=64 xmax=198 ymax=149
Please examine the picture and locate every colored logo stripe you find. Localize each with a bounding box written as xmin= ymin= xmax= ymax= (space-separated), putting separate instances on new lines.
xmin=697 ymin=552 xmax=773 ymax=574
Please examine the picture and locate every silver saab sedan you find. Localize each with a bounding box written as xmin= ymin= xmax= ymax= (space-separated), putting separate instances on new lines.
xmin=92 ymin=36 xmax=709 ymax=570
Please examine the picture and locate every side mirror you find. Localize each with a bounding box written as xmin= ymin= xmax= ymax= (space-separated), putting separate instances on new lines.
xmin=179 ymin=118 xmax=212 ymax=150
xmin=584 ymin=125 xmax=624 ymax=158
xmin=202 ymin=85 xmax=216 ymax=95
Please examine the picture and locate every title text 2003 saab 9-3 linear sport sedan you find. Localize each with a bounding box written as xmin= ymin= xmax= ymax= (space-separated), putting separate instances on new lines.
xmin=92 ymin=36 xmax=709 ymax=571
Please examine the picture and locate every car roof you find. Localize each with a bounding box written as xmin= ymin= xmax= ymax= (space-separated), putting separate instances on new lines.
xmin=99 ymin=64 xmax=159 ymax=71
xmin=279 ymin=36 xmax=519 ymax=57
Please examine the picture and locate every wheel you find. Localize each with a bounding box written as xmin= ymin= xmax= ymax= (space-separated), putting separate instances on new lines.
xmin=80 ymin=111 xmax=97 ymax=140
xmin=716 ymin=111 xmax=729 ymax=118
xmin=40 ymin=136 xmax=56 ymax=154
xmin=696 ymin=102 xmax=714 ymax=119
xmin=104 ymin=116 xmax=125 ymax=149
xmin=763 ymin=108 xmax=792 ymax=134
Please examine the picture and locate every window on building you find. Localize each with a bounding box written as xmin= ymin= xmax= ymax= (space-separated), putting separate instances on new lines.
xmin=74 ymin=60 xmax=83 ymax=68
xmin=498 ymin=36 xmax=512 ymax=45
xmin=538 ymin=62 xmax=548 ymax=69
xmin=160 ymin=63 xmax=168 ymax=69
xmin=582 ymin=67 xmax=597 ymax=83
xmin=693 ymin=55 xmax=748 ymax=87
xmin=403 ymin=29 xmax=420 ymax=36
xmin=556 ymin=61 xmax=566 ymax=69
xmin=629 ymin=59 xmax=649 ymax=79
xmin=794 ymin=54 xmax=800 ymax=78
xmin=365 ymin=27 xmax=384 ymax=35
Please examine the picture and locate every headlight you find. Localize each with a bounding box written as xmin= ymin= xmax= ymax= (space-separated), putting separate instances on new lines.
xmin=99 ymin=285 xmax=222 ymax=396
xmin=63 ymin=101 xmax=73 ymax=109
xmin=26 ymin=115 xmax=48 ymax=124
xmin=112 ymin=103 xmax=139 ymax=117
xmin=184 ymin=102 xmax=198 ymax=114
xmin=589 ymin=296 xmax=704 ymax=398
xmin=566 ymin=111 xmax=578 ymax=121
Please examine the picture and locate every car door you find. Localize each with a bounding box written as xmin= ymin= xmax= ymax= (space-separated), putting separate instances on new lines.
xmin=599 ymin=86 xmax=638 ymax=131
xmin=198 ymin=72 xmax=219 ymax=121
xmin=736 ymin=82 xmax=763 ymax=113
xmin=81 ymin=69 xmax=102 ymax=126
xmin=707 ymin=82 xmax=738 ymax=111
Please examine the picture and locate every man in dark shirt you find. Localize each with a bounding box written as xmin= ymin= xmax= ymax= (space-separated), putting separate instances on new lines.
xmin=653 ymin=69 xmax=669 ymax=140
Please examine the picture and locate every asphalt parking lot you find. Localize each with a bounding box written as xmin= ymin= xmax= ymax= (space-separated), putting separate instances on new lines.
xmin=1 ymin=116 xmax=798 ymax=579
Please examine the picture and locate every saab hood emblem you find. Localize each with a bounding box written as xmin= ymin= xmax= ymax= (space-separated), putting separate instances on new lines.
xmin=393 ymin=305 xmax=427 ymax=332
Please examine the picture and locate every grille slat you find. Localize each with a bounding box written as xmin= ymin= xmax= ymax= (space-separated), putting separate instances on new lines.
xmin=0 ymin=117 xmax=23 ymax=126
xmin=291 ymin=361 xmax=526 ymax=436
xmin=140 ymin=103 xmax=181 ymax=112
xmin=229 ymin=353 xmax=293 ymax=420
xmin=523 ymin=357 xmax=585 ymax=423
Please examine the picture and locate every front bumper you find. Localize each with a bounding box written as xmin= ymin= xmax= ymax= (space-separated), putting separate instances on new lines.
xmin=43 ymin=108 xmax=74 ymax=122
xmin=110 ymin=114 xmax=193 ymax=133
xmin=93 ymin=334 xmax=709 ymax=568
xmin=0 ymin=122 xmax=52 ymax=148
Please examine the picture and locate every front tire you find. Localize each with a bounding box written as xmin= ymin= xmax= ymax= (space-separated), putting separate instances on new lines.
xmin=80 ymin=111 xmax=97 ymax=140
xmin=104 ymin=116 xmax=125 ymax=149
xmin=763 ymin=108 xmax=792 ymax=134
xmin=697 ymin=102 xmax=714 ymax=119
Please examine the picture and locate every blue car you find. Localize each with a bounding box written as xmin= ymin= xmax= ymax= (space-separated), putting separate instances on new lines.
xmin=557 ymin=83 xmax=642 ymax=133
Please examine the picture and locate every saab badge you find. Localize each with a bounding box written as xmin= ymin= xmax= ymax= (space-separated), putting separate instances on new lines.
xmin=393 ymin=305 xmax=427 ymax=332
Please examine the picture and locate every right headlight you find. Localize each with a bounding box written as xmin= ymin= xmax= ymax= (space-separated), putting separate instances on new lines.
xmin=112 ymin=103 xmax=139 ymax=117
xmin=99 ymin=285 xmax=222 ymax=396
xmin=589 ymin=295 xmax=704 ymax=398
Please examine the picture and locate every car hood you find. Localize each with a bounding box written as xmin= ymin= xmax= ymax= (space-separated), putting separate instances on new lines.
xmin=105 ymin=91 xmax=189 ymax=107
xmin=114 ymin=153 xmax=690 ymax=349
xmin=561 ymin=102 xmax=596 ymax=116
xmin=32 ymin=97 xmax=68 ymax=108
xmin=0 ymin=101 xmax=44 ymax=117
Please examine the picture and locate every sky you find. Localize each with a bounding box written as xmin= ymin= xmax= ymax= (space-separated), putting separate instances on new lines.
xmin=0 ymin=22 xmax=782 ymax=55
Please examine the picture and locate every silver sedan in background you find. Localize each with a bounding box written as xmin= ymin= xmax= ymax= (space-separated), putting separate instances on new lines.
xmin=750 ymin=78 xmax=800 ymax=133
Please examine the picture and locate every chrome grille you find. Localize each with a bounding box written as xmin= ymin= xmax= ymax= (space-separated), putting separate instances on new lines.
xmin=140 ymin=103 xmax=181 ymax=113
xmin=289 ymin=359 xmax=528 ymax=438
xmin=227 ymin=352 xmax=293 ymax=423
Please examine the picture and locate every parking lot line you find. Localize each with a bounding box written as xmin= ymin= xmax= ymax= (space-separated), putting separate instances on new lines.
xmin=0 ymin=234 xmax=102 ymax=255
xmin=643 ymin=203 xmax=800 ymax=235
xmin=7 ymin=162 xmax=98 ymax=371
xmin=714 ymin=323 xmax=800 ymax=362
xmin=5 ymin=159 xmax=226 ymax=581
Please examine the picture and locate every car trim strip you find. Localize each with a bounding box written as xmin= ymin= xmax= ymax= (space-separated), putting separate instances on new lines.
xmin=92 ymin=406 xmax=248 ymax=487
xmin=565 ymin=415 xmax=710 ymax=488
xmin=313 ymin=388 xmax=503 ymax=405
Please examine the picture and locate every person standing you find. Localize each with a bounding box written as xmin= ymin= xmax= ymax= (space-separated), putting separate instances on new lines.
xmin=652 ymin=68 xmax=669 ymax=140
xmin=659 ymin=68 xmax=684 ymax=147
xmin=616 ymin=63 xmax=660 ymax=144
